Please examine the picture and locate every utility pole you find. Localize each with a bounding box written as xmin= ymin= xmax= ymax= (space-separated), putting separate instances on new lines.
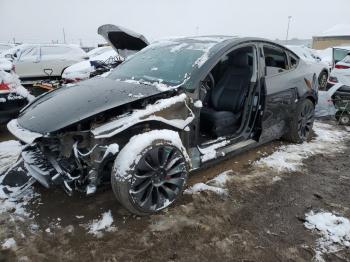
xmin=62 ymin=28 xmax=66 ymax=44
xmin=285 ymin=16 xmax=292 ymax=42
xmin=12 ymin=37 xmax=15 ymax=44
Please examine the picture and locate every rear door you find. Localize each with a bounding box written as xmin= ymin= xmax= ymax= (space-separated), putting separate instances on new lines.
xmin=259 ymin=44 xmax=298 ymax=142
xmin=15 ymin=47 xmax=41 ymax=78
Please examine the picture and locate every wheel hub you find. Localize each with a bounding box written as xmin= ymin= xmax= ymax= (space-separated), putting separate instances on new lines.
xmin=130 ymin=145 xmax=187 ymax=211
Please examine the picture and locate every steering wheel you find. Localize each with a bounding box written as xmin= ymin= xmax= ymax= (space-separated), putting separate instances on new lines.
xmin=202 ymin=72 xmax=215 ymax=91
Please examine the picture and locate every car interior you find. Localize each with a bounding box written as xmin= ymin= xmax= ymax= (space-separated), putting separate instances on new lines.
xmin=199 ymin=46 xmax=255 ymax=139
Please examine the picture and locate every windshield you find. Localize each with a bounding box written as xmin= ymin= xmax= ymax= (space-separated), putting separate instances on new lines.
xmin=108 ymin=40 xmax=216 ymax=86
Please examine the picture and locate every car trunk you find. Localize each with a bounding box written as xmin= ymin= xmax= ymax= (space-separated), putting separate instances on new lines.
xmin=97 ymin=24 xmax=149 ymax=58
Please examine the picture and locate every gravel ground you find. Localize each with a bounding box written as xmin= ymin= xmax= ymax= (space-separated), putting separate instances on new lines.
xmin=0 ymin=120 xmax=349 ymax=262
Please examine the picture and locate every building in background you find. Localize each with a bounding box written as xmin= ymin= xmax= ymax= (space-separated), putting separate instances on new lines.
xmin=313 ymin=24 xmax=350 ymax=49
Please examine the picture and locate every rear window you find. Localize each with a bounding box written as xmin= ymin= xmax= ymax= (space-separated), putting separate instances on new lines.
xmin=341 ymin=55 xmax=350 ymax=64
xmin=333 ymin=48 xmax=350 ymax=64
xmin=263 ymin=46 xmax=288 ymax=75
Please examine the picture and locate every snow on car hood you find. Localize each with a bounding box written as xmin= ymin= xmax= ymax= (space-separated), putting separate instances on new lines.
xmin=17 ymin=77 xmax=170 ymax=134
xmin=97 ymin=24 xmax=149 ymax=56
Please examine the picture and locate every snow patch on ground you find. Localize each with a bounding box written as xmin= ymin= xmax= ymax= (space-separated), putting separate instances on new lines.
xmin=185 ymin=170 xmax=234 ymax=196
xmin=255 ymin=122 xmax=349 ymax=172
xmin=0 ymin=140 xmax=22 ymax=174
xmin=1 ymin=238 xmax=16 ymax=250
xmin=88 ymin=210 xmax=116 ymax=237
xmin=184 ymin=183 xmax=228 ymax=196
xmin=304 ymin=211 xmax=350 ymax=261
xmin=0 ymin=140 xmax=39 ymax=217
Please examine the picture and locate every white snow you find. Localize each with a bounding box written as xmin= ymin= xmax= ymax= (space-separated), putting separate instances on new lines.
xmin=0 ymin=140 xmax=38 ymax=217
xmin=0 ymin=140 xmax=22 ymax=174
xmin=255 ymin=122 xmax=349 ymax=172
xmin=0 ymin=70 xmax=34 ymax=102
xmin=184 ymin=182 xmax=228 ymax=196
xmin=88 ymin=210 xmax=115 ymax=236
xmin=207 ymin=170 xmax=234 ymax=187
xmin=113 ymin=129 xmax=189 ymax=182
xmin=101 ymin=143 xmax=119 ymax=160
xmin=185 ymin=170 xmax=233 ymax=196
xmin=1 ymin=238 xmax=16 ymax=250
xmin=194 ymin=100 xmax=203 ymax=108
xmin=304 ymin=211 xmax=350 ymax=261
xmin=92 ymin=93 xmax=194 ymax=139
xmin=199 ymin=139 xmax=230 ymax=162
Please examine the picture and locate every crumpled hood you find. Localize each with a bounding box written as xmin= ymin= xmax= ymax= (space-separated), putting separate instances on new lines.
xmin=17 ymin=77 xmax=165 ymax=134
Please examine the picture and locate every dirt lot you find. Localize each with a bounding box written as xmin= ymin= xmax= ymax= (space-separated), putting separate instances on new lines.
xmin=0 ymin=120 xmax=349 ymax=262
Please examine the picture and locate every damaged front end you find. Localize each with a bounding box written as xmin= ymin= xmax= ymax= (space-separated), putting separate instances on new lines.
xmin=7 ymin=119 xmax=120 ymax=196
xmin=6 ymin=90 xmax=193 ymax=197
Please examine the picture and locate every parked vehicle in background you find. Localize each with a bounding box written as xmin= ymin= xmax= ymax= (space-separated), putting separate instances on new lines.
xmin=6 ymin=36 xmax=317 ymax=215
xmin=0 ymin=58 xmax=14 ymax=73
xmin=0 ymin=69 xmax=33 ymax=124
xmin=286 ymin=45 xmax=329 ymax=90
xmin=62 ymin=24 xmax=149 ymax=82
xmin=327 ymin=46 xmax=350 ymax=89
xmin=87 ymin=46 xmax=114 ymax=58
xmin=0 ymin=43 xmax=15 ymax=54
xmin=62 ymin=49 xmax=121 ymax=82
xmin=2 ymin=44 xmax=88 ymax=83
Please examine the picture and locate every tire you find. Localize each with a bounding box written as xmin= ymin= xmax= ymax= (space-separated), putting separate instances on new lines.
xmin=318 ymin=70 xmax=328 ymax=91
xmin=283 ymin=99 xmax=315 ymax=143
xmin=111 ymin=130 xmax=189 ymax=215
xmin=338 ymin=114 xmax=350 ymax=125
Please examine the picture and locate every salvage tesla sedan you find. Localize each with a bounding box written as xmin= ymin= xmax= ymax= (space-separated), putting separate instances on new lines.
xmin=6 ymin=36 xmax=318 ymax=215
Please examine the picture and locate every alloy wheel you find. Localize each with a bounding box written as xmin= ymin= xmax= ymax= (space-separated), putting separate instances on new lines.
xmin=319 ymin=73 xmax=328 ymax=90
xmin=130 ymin=145 xmax=187 ymax=211
xmin=297 ymin=102 xmax=315 ymax=141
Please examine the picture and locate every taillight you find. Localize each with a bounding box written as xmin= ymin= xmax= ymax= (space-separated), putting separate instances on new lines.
xmin=335 ymin=64 xmax=350 ymax=69
xmin=328 ymin=76 xmax=338 ymax=84
xmin=0 ymin=82 xmax=10 ymax=91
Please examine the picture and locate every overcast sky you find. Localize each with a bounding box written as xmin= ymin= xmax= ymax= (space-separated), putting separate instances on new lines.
xmin=1 ymin=0 xmax=349 ymax=46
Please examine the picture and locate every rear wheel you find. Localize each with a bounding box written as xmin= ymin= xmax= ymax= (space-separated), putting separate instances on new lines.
xmin=111 ymin=131 xmax=188 ymax=215
xmin=318 ymin=70 xmax=328 ymax=91
xmin=283 ymin=99 xmax=315 ymax=143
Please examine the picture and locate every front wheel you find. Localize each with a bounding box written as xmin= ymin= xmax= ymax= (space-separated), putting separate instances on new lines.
xmin=338 ymin=114 xmax=350 ymax=125
xmin=111 ymin=130 xmax=189 ymax=215
xmin=318 ymin=70 xmax=328 ymax=91
xmin=283 ymin=99 xmax=315 ymax=143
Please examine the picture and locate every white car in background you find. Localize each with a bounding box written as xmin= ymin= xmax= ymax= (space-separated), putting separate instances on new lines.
xmin=87 ymin=46 xmax=113 ymax=58
xmin=62 ymin=24 xmax=149 ymax=82
xmin=328 ymin=46 xmax=350 ymax=88
xmin=2 ymin=44 xmax=88 ymax=82
xmin=0 ymin=43 xmax=15 ymax=54
xmin=286 ymin=45 xmax=330 ymax=90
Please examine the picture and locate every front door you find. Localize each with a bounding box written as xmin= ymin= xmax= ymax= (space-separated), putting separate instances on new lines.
xmin=259 ymin=44 xmax=297 ymax=142
xmin=15 ymin=46 xmax=41 ymax=79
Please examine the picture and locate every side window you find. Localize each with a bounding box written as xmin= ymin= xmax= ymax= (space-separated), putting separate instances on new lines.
xmin=263 ymin=46 xmax=288 ymax=76
xmin=41 ymin=46 xmax=70 ymax=56
xmin=288 ymin=52 xmax=299 ymax=69
xmin=19 ymin=47 xmax=39 ymax=61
